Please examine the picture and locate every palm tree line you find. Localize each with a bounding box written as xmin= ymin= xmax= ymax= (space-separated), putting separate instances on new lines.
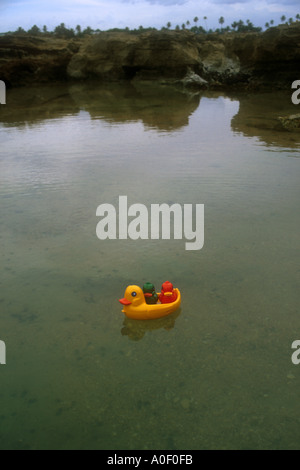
xmin=168 ymin=14 xmax=300 ymax=33
xmin=9 ymin=13 xmax=300 ymax=38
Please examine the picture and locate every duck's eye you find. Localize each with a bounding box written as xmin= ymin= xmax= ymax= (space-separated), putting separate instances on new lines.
xmin=131 ymin=292 xmax=137 ymax=297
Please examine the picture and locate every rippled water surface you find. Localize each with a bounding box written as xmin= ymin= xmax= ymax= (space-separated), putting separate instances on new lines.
xmin=0 ymin=83 xmax=299 ymax=449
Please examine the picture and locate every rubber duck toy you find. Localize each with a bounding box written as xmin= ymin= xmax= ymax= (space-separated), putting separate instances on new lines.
xmin=159 ymin=281 xmax=178 ymax=304
xmin=143 ymin=282 xmax=158 ymax=305
xmin=119 ymin=285 xmax=181 ymax=320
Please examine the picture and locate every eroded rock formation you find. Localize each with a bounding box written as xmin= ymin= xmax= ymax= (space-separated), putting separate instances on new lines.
xmin=0 ymin=23 xmax=299 ymax=89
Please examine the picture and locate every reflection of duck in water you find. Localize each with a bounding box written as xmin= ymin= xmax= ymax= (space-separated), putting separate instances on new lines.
xmin=121 ymin=309 xmax=181 ymax=341
xmin=119 ymin=285 xmax=181 ymax=320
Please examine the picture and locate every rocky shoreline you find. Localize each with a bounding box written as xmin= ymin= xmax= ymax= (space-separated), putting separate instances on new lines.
xmin=0 ymin=23 xmax=299 ymax=90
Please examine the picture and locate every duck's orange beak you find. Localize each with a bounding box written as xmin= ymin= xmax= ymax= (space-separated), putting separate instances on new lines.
xmin=119 ymin=298 xmax=131 ymax=305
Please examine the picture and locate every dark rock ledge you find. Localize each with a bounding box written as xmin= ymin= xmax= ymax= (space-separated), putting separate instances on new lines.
xmin=1 ymin=23 xmax=299 ymax=90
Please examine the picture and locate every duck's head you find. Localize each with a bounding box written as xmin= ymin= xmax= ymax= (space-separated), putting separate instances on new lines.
xmin=161 ymin=281 xmax=174 ymax=295
xmin=162 ymin=281 xmax=173 ymax=291
xmin=119 ymin=285 xmax=145 ymax=308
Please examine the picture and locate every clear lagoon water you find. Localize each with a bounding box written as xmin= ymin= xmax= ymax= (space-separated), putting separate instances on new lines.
xmin=0 ymin=83 xmax=299 ymax=449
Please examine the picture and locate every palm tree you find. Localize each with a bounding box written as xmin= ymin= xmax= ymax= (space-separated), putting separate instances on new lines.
xmin=54 ymin=22 xmax=68 ymax=37
xmin=76 ymin=25 xmax=82 ymax=35
xmin=186 ymin=20 xmax=190 ymax=28
xmin=28 ymin=25 xmax=40 ymax=36
xmin=15 ymin=26 xmax=26 ymax=35
xmin=296 ymin=14 xmax=300 ymax=21
xmin=219 ymin=17 xmax=225 ymax=30
xmin=167 ymin=22 xmax=171 ymax=29
xmin=182 ymin=23 xmax=186 ymax=30
xmin=238 ymin=20 xmax=244 ymax=27
xmin=245 ymin=20 xmax=257 ymax=31
xmin=194 ymin=17 xmax=199 ymax=26
xmin=265 ymin=22 xmax=270 ymax=29
xmin=43 ymin=25 xmax=48 ymax=34
xmin=270 ymin=20 xmax=274 ymax=26
xmin=281 ymin=15 xmax=286 ymax=23
xmin=203 ymin=16 xmax=208 ymax=31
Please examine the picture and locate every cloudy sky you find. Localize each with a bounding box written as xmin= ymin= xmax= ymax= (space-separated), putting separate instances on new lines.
xmin=0 ymin=0 xmax=299 ymax=33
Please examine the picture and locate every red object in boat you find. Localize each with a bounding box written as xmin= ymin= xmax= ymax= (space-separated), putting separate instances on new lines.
xmin=159 ymin=281 xmax=178 ymax=304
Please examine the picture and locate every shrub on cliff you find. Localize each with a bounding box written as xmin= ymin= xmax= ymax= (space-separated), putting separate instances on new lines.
xmin=54 ymin=23 xmax=75 ymax=38
xmin=28 ymin=25 xmax=41 ymax=36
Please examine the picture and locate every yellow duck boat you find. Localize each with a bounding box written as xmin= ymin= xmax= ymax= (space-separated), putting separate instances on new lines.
xmin=119 ymin=285 xmax=181 ymax=320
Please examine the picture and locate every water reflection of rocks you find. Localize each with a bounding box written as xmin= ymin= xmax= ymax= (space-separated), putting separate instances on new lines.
xmin=0 ymin=82 xmax=201 ymax=132
xmin=230 ymin=91 xmax=300 ymax=149
xmin=1 ymin=84 xmax=299 ymax=147
xmin=0 ymin=85 xmax=80 ymax=128
xmin=70 ymin=83 xmax=201 ymax=132
xmin=121 ymin=309 xmax=181 ymax=341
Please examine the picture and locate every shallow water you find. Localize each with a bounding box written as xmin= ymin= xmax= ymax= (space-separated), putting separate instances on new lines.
xmin=0 ymin=83 xmax=299 ymax=450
